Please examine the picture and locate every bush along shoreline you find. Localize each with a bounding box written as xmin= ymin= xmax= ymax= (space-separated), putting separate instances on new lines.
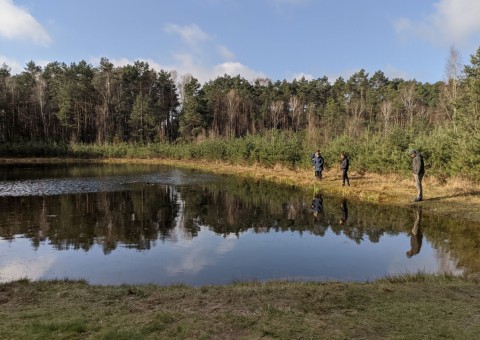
xmin=1 ymin=128 xmax=479 ymax=181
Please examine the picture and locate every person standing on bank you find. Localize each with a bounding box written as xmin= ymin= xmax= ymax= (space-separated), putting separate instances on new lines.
xmin=409 ymin=149 xmax=425 ymax=202
xmin=311 ymin=149 xmax=324 ymax=180
xmin=340 ymin=152 xmax=350 ymax=187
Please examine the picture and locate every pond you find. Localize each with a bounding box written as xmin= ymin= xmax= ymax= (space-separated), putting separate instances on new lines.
xmin=0 ymin=163 xmax=478 ymax=286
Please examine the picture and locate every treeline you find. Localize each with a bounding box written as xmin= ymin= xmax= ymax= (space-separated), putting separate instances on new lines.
xmin=0 ymin=48 xmax=480 ymax=177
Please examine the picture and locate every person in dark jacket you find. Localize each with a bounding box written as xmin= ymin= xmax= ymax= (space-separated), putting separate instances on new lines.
xmin=340 ymin=152 xmax=350 ymax=187
xmin=311 ymin=149 xmax=324 ymax=179
xmin=409 ymin=149 xmax=425 ymax=202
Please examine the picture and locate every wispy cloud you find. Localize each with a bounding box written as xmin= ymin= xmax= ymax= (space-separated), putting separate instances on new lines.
xmin=394 ymin=0 xmax=480 ymax=46
xmin=213 ymin=61 xmax=266 ymax=82
xmin=217 ymin=45 xmax=235 ymax=60
xmin=92 ymin=54 xmax=265 ymax=84
xmin=96 ymin=21 xmax=265 ymax=84
xmin=0 ymin=0 xmax=51 ymax=46
xmin=383 ymin=64 xmax=411 ymax=80
xmin=288 ymin=72 xmax=315 ymax=81
xmin=164 ymin=23 xmax=210 ymax=46
xmin=0 ymin=55 xmax=23 ymax=74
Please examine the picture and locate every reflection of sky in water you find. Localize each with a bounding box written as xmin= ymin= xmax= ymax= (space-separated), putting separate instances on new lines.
xmin=0 ymin=226 xmax=463 ymax=286
xmin=0 ymin=240 xmax=57 ymax=281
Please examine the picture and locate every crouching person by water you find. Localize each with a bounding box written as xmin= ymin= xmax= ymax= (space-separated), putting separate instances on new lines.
xmin=409 ymin=149 xmax=425 ymax=202
xmin=340 ymin=152 xmax=350 ymax=187
xmin=311 ymin=149 xmax=324 ymax=180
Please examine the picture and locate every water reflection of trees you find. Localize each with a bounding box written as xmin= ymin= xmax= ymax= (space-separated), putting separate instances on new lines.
xmin=0 ymin=186 xmax=181 ymax=254
xmin=421 ymin=215 xmax=480 ymax=275
xmin=179 ymin=184 xmax=413 ymax=243
xmin=1 ymin=179 xmax=480 ymax=274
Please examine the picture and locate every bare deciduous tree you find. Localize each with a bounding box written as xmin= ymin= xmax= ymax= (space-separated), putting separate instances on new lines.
xmin=380 ymin=100 xmax=393 ymax=136
xmin=288 ymin=95 xmax=303 ymax=131
xmin=400 ymin=82 xmax=417 ymax=127
xmin=443 ymin=45 xmax=463 ymax=132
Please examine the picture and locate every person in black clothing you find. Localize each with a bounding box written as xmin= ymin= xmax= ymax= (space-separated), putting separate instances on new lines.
xmin=311 ymin=150 xmax=324 ymax=179
xmin=340 ymin=152 xmax=350 ymax=187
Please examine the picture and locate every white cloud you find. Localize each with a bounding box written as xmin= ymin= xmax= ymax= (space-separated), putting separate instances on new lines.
xmin=164 ymin=23 xmax=210 ymax=46
xmin=383 ymin=64 xmax=411 ymax=80
xmin=288 ymin=72 xmax=314 ymax=81
xmin=394 ymin=0 xmax=480 ymax=46
xmin=217 ymin=45 xmax=235 ymax=60
xmin=94 ymin=54 xmax=265 ymax=84
xmin=162 ymin=22 xmax=266 ymax=81
xmin=213 ymin=61 xmax=266 ymax=82
xmin=94 ymin=21 xmax=265 ymax=84
xmin=0 ymin=55 xmax=23 ymax=74
xmin=0 ymin=0 xmax=51 ymax=45
xmin=91 ymin=56 xmax=168 ymax=73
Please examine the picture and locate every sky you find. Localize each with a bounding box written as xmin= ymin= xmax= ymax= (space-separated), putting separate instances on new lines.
xmin=1 ymin=0 xmax=480 ymax=84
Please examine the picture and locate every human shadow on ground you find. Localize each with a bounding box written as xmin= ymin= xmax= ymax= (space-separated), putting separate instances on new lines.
xmin=426 ymin=190 xmax=480 ymax=202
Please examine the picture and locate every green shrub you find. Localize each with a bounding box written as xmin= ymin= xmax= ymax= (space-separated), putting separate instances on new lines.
xmin=4 ymin=127 xmax=480 ymax=180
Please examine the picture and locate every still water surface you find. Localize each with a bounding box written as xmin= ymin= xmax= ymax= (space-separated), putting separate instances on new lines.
xmin=0 ymin=163 xmax=478 ymax=286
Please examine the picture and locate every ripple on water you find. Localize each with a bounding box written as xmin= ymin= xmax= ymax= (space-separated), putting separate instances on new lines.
xmin=0 ymin=170 xmax=221 ymax=197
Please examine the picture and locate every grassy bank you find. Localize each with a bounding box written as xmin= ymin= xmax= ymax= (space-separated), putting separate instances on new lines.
xmin=1 ymin=274 xmax=479 ymax=339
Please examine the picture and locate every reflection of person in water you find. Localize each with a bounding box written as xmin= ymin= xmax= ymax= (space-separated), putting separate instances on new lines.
xmin=287 ymin=201 xmax=299 ymax=227
xmin=311 ymin=192 xmax=323 ymax=218
xmin=406 ymin=207 xmax=423 ymax=258
xmin=339 ymin=198 xmax=348 ymax=225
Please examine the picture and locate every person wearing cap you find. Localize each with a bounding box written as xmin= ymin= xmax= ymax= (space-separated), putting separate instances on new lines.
xmin=409 ymin=149 xmax=425 ymax=202
xmin=311 ymin=149 xmax=324 ymax=180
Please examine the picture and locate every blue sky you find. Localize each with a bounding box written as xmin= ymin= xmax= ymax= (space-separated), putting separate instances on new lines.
xmin=1 ymin=0 xmax=480 ymax=83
